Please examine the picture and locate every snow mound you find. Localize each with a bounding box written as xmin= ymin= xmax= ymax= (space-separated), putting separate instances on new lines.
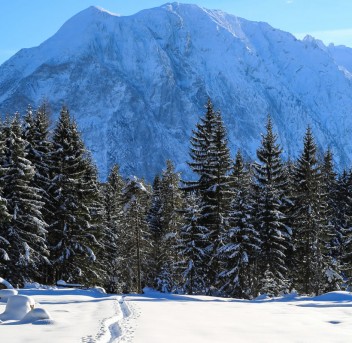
xmin=91 ymin=286 xmax=106 ymax=294
xmin=0 ymin=277 xmax=14 ymax=289
xmin=312 ymin=291 xmax=352 ymax=302
xmin=0 ymin=289 xmax=18 ymax=302
xmin=19 ymin=308 xmax=53 ymax=324
xmin=0 ymin=295 xmax=35 ymax=321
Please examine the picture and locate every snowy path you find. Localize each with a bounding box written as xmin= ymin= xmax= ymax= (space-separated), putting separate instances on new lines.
xmin=82 ymin=295 xmax=136 ymax=343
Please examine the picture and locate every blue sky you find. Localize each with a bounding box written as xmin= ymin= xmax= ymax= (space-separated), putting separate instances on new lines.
xmin=1 ymin=0 xmax=352 ymax=64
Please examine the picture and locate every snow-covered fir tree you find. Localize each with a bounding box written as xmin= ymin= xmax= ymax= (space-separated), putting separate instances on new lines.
xmin=218 ymin=150 xmax=261 ymax=298
xmin=22 ymin=103 xmax=54 ymax=283
xmin=149 ymin=160 xmax=184 ymax=292
xmin=176 ymin=193 xmax=208 ymax=294
xmin=253 ymin=116 xmax=291 ymax=296
xmin=184 ymin=98 xmax=232 ymax=294
xmin=80 ymin=154 xmax=107 ymax=284
xmin=0 ymin=115 xmax=49 ymax=285
xmin=48 ymin=107 xmax=100 ymax=285
xmin=292 ymin=127 xmax=342 ymax=295
xmin=101 ymin=164 xmax=125 ymax=292
xmin=120 ymin=176 xmax=150 ymax=294
xmin=23 ymin=102 xmax=53 ymax=221
xmin=147 ymin=175 xmax=164 ymax=289
xmin=321 ymin=148 xmax=343 ymax=289
xmin=0 ymin=119 xmax=12 ymax=266
xmin=337 ymin=170 xmax=352 ymax=286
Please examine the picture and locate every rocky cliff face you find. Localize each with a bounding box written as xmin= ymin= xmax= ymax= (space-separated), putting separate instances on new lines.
xmin=1 ymin=3 xmax=351 ymax=180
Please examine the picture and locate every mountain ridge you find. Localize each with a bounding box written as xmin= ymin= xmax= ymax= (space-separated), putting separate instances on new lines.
xmin=0 ymin=3 xmax=351 ymax=180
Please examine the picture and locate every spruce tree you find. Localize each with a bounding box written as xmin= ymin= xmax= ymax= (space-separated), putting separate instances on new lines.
xmin=185 ymin=99 xmax=232 ymax=293
xmin=338 ymin=170 xmax=352 ymax=285
xmin=292 ymin=127 xmax=342 ymax=294
xmin=253 ymin=116 xmax=291 ymax=296
xmin=0 ymin=115 xmax=49 ymax=285
xmin=147 ymin=175 xmax=164 ymax=289
xmin=120 ymin=176 xmax=150 ymax=294
xmin=101 ymin=164 xmax=125 ymax=292
xmin=48 ymin=107 xmax=99 ymax=285
xmin=321 ymin=149 xmax=342 ymax=285
xmin=176 ymin=193 xmax=208 ymax=294
xmin=218 ymin=151 xmax=260 ymax=298
xmin=0 ymin=120 xmax=12 ymax=266
xmin=152 ymin=160 xmax=184 ymax=292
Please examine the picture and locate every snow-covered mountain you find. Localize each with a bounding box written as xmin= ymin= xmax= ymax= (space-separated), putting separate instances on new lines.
xmin=1 ymin=3 xmax=352 ymax=180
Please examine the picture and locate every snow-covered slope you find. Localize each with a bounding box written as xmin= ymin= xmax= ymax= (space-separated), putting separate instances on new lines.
xmin=1 ymin=3 xmax=352 ymax=179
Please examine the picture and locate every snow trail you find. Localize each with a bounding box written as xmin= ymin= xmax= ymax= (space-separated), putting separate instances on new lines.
xmin=81 ymin=296 xmax=136 ymax=343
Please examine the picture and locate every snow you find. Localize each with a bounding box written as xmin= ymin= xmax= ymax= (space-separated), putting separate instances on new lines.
xmin=1 ymin=287 xmax=352 ymax=342
xmin=0 ymin=295 xmax=35 ymax=320
xmin=0 ymin=277 xmax=14 ymax=289
xmin=0 ymin=287 xmax=135 ymax=342
xmin=0 ymin=289 xmax=18 ymax=302
xmin=129 ymin=290 xmax=352 ymax=343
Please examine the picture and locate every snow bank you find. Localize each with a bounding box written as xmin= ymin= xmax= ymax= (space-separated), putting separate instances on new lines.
xmin=19 ymin=308 xmax=53 ymax=324
xmin=0 ymin=277 xmax=14 ymax=289
xmin=312 ymin=291 xmax=352 ymax=302
xmin=0 ymin=289 xmax=18 ymax=302
xmin=0 ymin=295 xmax=35 ymax=320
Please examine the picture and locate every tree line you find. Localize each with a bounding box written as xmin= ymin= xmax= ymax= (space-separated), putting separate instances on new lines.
xmin=0 ymin=99 xmax=351 ymax=298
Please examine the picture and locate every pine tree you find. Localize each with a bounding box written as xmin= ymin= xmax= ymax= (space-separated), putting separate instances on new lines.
xmin=184 ymin=99 xmax=232 ymax=293
xmin=147 ymin=175 xmax=164 ymax=289
xmin=338 ymin=170 xmax=352 ymax=286
xmin=176 ymin=193 xmax=208 ymax=294
xmin=0 ymin=120 xmax=12 ymax=266
xmin=120 ymin=176 xmax=150 ymax=294
xmin=151 ymin=160 xmax=184 ymax=292
xmin=292 ymin=127 xmax=342 ymax=295
xmin=0 ymin=115 xmax=49 ymax=285
xmin=80 ymin=154 xmax=107 ymax=284
xmin=321 ymin=149 xmax=343 ymax=288
xmin=101 ymin=164 xmax=125 ymax=292
xmin=48 ymin=107 xmax=99 ymax=285
xmin=253 ymin=116 xmax=291 ymax=296
xmin=22 ymin=104 xmax=54 ymax=282
xmin=218 ymin=151 xmax=260 ymax=298
xmin=23 ymin=102 xmax=53 ymax=218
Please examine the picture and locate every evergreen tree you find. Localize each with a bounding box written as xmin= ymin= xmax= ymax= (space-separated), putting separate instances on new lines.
xmin=253 ymin=116 xmax=291 ymax=296
xmin=80 ymin=154 xmax=107 ymax=284
xmin=185 ymin=99 xmax=232 ymax=293
xmin=218 ymin=151 xmax=260 ymax=298
xmin=292 ymin=127 xmax=342 ymax=294
xmin=152 ymin=160 xmax=184 ymax=292
xmin=0 ymin=120 xmax=12 ymax=266
xmin=23 ymin=102 xmax=53 ymax=216
xmin=101 ymin=164 xmax=125 ymax=292
xmin=321 ymin=149 xmax=343 ymax=279
xmin=23 ymin=104 xmax=54 ymax=282
xmin=120 ymin=176 xmax=150 ymax=293
xmin=48 ymin=107 xmax=99 ymax=285
xmin=147 ymin=175 xmax=164 ymax=289
xmin=176 ymin=193 xmax=208 ymax=294
xmin=0 ymin=115 xmax=49 ymax=285
xmin=338 ymin=170 xmax=352 ymax=286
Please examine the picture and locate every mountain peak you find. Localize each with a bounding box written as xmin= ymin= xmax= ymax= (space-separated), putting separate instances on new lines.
xmin=1 ymin=4 xmax=352 ymax=179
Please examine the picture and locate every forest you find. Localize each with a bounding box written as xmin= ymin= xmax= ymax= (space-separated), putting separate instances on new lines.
xmin=0 ymin=99 xmax=350 ymax=299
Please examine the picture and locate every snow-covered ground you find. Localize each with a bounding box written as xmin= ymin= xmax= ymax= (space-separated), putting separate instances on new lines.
xmin=1 ymin=287 xmax=352 ymax=342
